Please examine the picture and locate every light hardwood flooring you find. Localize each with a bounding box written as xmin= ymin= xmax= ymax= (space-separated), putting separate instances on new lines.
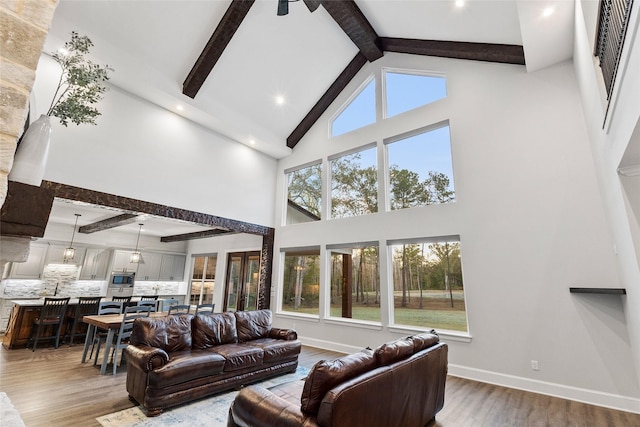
xmin=1 ymin=343 xmax=639 ymax=426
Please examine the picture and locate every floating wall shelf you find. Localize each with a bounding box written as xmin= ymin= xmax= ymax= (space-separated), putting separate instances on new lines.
xmin=569 ymin=287 xmax=627 ymax=295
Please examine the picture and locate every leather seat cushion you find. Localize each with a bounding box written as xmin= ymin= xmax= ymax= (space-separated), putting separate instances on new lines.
xmin=212 ymin=343 xmax=264 ymax=372
xmin=245 ymin=338 xmax=302 ymax=363
xmin=131 ymin=314 xmax=193 ymax=352
xmin=148 ymin=350 xmax=225 ymax=388
xmin=301 ymin=350 xmax=377 ymax=415
xmin=192 ymin=312 xmax=238 ymax=349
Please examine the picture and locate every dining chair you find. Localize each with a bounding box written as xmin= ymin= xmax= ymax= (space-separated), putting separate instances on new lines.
xmin=195 ymin=303 xmax=215 ymax=315
xmin=168 ymin=304 xmax=191 ymax=316
xmin=65 ymin=296 xmax=101 ymax=346
xmin=137 ymin=300 xmax=157 ymax=312
xmin=111 ymin=305 xmax=151 ymax=375
xmin=162 ymin=298 xmax=180 ymax=311
xmin=27 ymin=297 xmax=70 ymax=351
xmin=89 ymin=301 xmax=123 ymax=361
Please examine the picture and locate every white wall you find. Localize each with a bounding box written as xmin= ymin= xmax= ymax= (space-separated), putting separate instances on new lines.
xmin=272 ymin=51 xmax=640 ymax=412
xmin=186 ymin=233 xmax=264 ymax=312
xmin=30 ymin=55 xmax=278 ymax=227
xmin=575 ymin=0 xmax=640 ymax=399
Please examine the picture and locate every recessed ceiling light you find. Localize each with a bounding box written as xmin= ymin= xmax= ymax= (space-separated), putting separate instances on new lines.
xmin=249 ymin=139 xmax=256 ymax=145
xmin=455 ymin=0 xmax=464 ymax=7
xmin=543 ymin=6 xmax=554 ymax=17
xmin=275 ymin=95 xmax=285 ymax=106
xmin=176 ymin=105 xmax=184 ymax=111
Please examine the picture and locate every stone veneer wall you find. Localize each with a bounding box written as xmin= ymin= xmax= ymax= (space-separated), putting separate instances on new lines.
xmin=0 ymin=0 xmax=59 ymax=207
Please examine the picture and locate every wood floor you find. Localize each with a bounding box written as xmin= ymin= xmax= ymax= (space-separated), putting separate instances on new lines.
xmin=1 ymin=343 xmax=639 ymax=427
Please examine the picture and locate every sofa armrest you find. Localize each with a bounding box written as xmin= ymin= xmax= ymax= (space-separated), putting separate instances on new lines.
xmin=269 ymin=327 xmax=298 ymax=341
xmin=228 ymin=386 xmax=317 ymax=427
xmin=125 ymin=344 xmax=169 ymax=372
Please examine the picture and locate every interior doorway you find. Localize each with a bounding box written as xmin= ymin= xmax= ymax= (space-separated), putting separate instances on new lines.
xmin=224 ymin=251 xmax=260 ymax=311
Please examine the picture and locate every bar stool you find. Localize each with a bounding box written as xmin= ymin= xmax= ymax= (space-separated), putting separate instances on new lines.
xmin=111 ymin=295 xmax=132 ymax=313
xmin=27 ymin=297 xmax=70 ymax=351
xmin=65 ymin=296 xmax=102 ymax=346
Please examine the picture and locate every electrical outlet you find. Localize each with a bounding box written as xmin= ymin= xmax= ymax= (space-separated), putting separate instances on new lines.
xmin=531 ymin=360 xmax=539 ymax=371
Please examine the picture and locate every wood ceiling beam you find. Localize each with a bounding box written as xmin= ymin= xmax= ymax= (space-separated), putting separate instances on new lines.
xmin=287 ymin=52 xmax=367 ymax=148
xmin=183 ymin=0 xmax=255 ymax=98
xmin=78 ymin=213 xmax=138 ymax=234
xmin=379 ymin=37 xmax=526 ymax=65
xmin=320 ymin=0 xmax=383 ymax=62
xmin=160 ymin=229 xmax=235 ymax=242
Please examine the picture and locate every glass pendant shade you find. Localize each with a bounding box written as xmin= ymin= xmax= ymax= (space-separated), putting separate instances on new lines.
xmin=63 ymin=214 xmax=81 ymax=263
xmin=131 ymin=224 xmax=143 ymax=263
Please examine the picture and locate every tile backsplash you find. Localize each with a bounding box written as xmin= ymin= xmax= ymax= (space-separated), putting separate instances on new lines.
xmin=1 ymin=264 xmax=183 ymax=299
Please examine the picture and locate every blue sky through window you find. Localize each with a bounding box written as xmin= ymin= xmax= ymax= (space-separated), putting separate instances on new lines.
xmin=331 ymin=79 xmax=375 ymax=137
xmin=385 ymin=72 xmax=447 ymax=117
xmin=387 ymin=126 xmax=454 ymax=184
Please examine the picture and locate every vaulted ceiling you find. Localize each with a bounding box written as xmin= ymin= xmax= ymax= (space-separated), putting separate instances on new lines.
xmin=44 ymin=0 xmax=575 ymax=159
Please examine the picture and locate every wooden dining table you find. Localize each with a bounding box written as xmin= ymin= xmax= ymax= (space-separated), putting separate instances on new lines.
xmin=82 ymin=311 xmax=168 ymax=375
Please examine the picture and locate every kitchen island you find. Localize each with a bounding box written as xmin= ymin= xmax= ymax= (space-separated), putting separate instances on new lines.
xmin=1 ymin=298 xmax=86 ymax=349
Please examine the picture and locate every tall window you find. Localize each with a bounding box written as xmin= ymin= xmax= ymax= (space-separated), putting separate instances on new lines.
xmin=190 ymin=255 xmax=216 ymax=305
xmin=281 ymin=248 xmax=320 ymax=315
xmin=387 ymin=124 xmax=455 ymax=210
xmin=286 ymin=163 xmax=322 ymax=225
xmin=331 ymin=78 xmax=376 ymax=137
xmin=329 ymin=243 xmax=380 ymax=323
xmin=384 ymin=70 xmax=446 ymax=117
xmin=330 ymin=146 xmax=378 ymax=219
xmin=389 ymin=237 xmax=467 ymax=332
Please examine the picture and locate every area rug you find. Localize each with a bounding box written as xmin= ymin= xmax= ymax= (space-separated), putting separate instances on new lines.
xmin=0 ymin=392 xmax=26 ymax=427
xmin=96 ymin=366 xmax=308 ymax=426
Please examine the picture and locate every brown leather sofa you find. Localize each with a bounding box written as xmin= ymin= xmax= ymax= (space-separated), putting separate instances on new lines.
xmin=125 ymin=309 xmax=301 ymax=416
xmin=227 ymin=331 xmax=448 ymax=427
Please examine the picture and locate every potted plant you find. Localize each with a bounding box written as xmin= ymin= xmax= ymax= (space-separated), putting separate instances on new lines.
xmin=9 ymin=31 xmax=113 ymax=186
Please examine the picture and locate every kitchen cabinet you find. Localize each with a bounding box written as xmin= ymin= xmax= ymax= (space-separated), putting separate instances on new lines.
xmin=111 ymin=250 xmax=140 ymax=273
xmin=44 ymin=244 xmax=86 ymax=266
xmin=136 ymin=252 xmax=162 ymax=281
xmin=79 ymin=248 xmax=112 ymax=280
xmin=159 ymin=254 xmax=186 ymax=281
xmin=0 ymin=299 xmax=15 ymax=332
xmin=9 ymin=245 xmax=47 ymax=279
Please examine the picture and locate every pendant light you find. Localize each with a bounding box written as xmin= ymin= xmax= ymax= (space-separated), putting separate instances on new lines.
xmin=130 ymin=223 xmax=143 ymax=263
xmin=63 ymin=213 xmax=81 ymax=262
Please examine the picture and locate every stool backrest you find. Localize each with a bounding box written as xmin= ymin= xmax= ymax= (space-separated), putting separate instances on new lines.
xmin=74 ymin=296 xmax=102 ymax=318
xmin=41 ymin=297 xmax=70 ymax=320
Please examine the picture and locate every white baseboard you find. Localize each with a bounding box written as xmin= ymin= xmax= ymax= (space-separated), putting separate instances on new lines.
xmin=299 ymin=337 xmax=640 ymax=414
xmin=448 ymin=364 xmax=640 ymax=415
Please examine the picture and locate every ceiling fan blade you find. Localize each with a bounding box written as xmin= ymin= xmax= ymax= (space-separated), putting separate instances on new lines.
xmin=277 ymin=0 xmax=289 ymax=16
xmin=303 ymin=0 xmax=321 ymax=13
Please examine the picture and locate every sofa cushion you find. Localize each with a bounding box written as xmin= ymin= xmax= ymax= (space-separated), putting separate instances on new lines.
xmin=192 ymin=312 xmax=238 ymax=349
xmin=375 ymin=338 xmax=414 ymax=366
xmin=131 ymin=314 xmax=193 ymax=352
xmin=148 ymin=349 xmax=226 ymax=388
xmin=301 ymin=350 xmax=377 ymax=415
xmin=246 ymin=338 xmax=302 ymax=363
xmin=410 ymin=330 xmax=439 ymax=352
xmin=235 ymin=309 xmax=272 ymax=342
xmin=212 ymin=343 xmax=264 ymax=372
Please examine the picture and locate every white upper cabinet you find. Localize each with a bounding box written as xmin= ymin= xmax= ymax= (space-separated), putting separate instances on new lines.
xmin=112 ymin=250 xmax=140 ymax=273
xmin=136 ymin=252 xmax=162 ymax=281
xmin=79 ymin=248 xmax=112 ymax=280
xmin=9 ymin=245 xmax=47 ymax=279
xmin=159 ymin=254 xmax=186 ymax=281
